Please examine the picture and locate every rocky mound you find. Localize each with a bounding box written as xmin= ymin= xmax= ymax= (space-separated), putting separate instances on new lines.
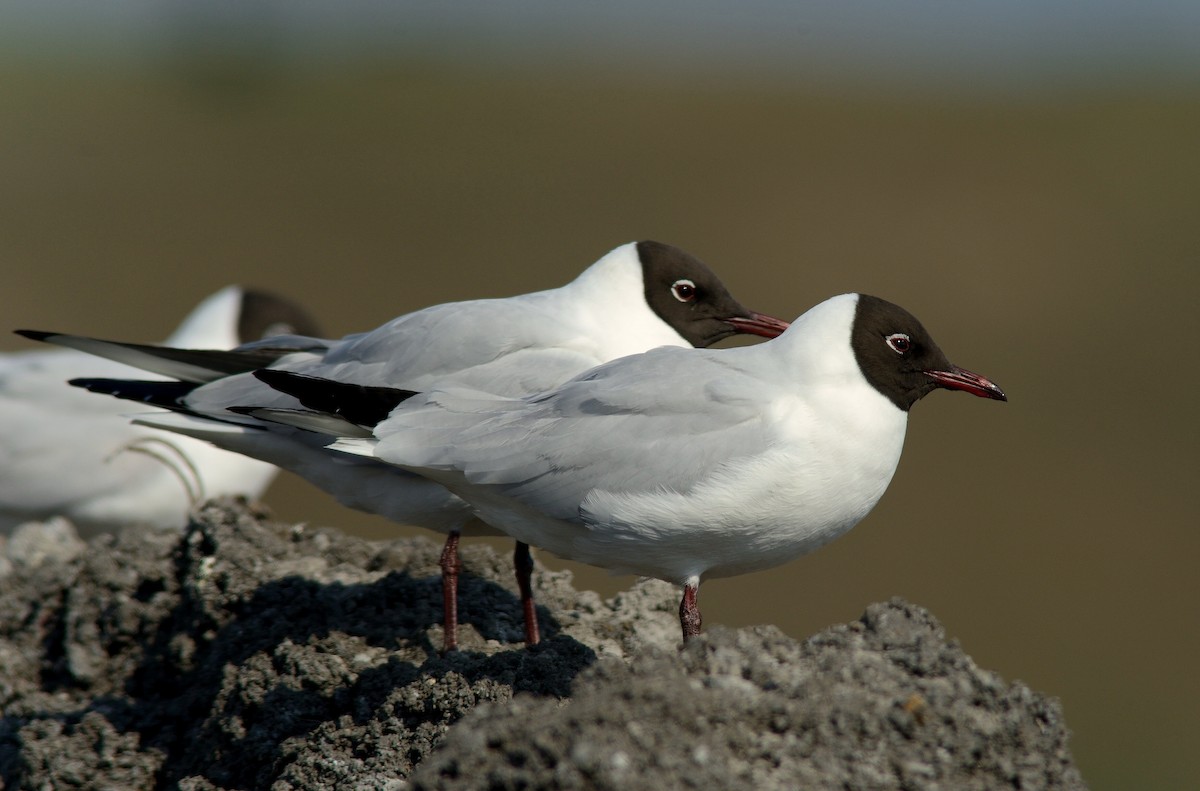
xmin=0 ymin=500 xmax=1086 ymax=790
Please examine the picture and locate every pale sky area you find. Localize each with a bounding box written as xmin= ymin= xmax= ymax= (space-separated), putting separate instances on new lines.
xmin=3 ymin=0 xmax=1200 ymax=89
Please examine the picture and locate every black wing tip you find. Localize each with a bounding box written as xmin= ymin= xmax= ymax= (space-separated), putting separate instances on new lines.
xmin=253 ymin=368 xmax=420 ymax=402
xmin=68 ymin=377 xmax=118 ymax=392
xmin=14 ymin=329 xmax=56 ymax=342
xmin=253 ymin=368 xmax=312 ymax=390
xmin=67 ymin=377 xmax=197 ymax=410
xmin=251 ymin=368 xmax=418 ymax=427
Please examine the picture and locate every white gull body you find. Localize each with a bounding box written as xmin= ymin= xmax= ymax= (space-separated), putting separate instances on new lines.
xmin=351 ymin=294 xmax=902 ymax=583
xmin=0 ymin=286 xmax=317 ymax=534
xmin=33 ymin=241 xmax=789 ymax=649
xmin=275 ymin=292 xmax=1006 ymax=640
xmin=107 ymin=242 xmax=787 ymax=537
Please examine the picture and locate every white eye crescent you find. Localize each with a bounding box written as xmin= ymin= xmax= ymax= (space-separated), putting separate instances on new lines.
xmin=886 ymin=333 xmax=912 ymax=354
xmin=671 ymin=279 xmax=697 ymax=303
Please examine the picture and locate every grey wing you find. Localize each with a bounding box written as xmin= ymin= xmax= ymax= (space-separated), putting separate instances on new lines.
xmin=373 ymin=348 xmax=771 ymax=522
xmin=182 ymin=298 xmax=602 ymax=418
xmin=307 ymin=299 xmax=608 ymax=396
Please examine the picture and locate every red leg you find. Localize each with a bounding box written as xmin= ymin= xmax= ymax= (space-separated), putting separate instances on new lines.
xmin=513 ymin=541 xmax=540 ymax=646
xmin=439 ymin=531 xmax=462 ymax=651
xmin=679 ymin=580 xmax=702 ymax=642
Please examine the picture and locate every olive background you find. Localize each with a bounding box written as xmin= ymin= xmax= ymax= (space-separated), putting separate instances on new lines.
xmin=1 ymin=50 xmax=1196 ymax=790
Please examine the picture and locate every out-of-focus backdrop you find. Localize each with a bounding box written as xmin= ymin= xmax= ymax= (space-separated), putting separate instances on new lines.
xmin=2 ymin=3 xmax=1197 ymax=789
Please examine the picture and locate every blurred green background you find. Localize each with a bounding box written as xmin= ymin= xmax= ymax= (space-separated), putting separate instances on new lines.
xmin=1 ymin=4 xmax=1197 ymax=789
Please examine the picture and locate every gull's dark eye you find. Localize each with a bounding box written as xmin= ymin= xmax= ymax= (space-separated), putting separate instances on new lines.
xmin=886 ymin=333 xmax=912 ymax=354
xmin=671 ymin=279 xmax=697 ymax=303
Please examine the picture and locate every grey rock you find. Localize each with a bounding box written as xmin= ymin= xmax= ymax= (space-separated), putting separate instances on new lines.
xmin=0 ymin=499 xmax=1086 ymax=790
xmin=0 ymin=516 xmax=86 ymax=578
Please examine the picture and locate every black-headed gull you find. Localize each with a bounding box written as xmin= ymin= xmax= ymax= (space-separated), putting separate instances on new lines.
xmin=243 ymin=293 xmax=1006 ymax=643
xmin=23 ymin=241 xmax=789 ymax=649
xmin=2 ymin=286 xmax=320 ymax=535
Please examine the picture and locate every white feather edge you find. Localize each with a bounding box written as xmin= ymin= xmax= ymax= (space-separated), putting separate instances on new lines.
xmin=329 ymin=437 xmax=379 ymax=458
xmin=131 ymin=411 xmax=258 ymax=437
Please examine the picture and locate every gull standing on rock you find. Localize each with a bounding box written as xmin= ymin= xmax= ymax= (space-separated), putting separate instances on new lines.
xmin=246 ymin=293 xmax=1007 ymax=642
xmin=23 ymin=242 xmax=789 ymax=650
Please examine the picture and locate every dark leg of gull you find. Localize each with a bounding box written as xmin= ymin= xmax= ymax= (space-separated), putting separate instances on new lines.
xmin=680 ymin=581 xmax=702 ymax=642
xmin=513 ymin=541 xmax=540 ymax=645
xmin=439 ymin=531 xmax=462 ymax=651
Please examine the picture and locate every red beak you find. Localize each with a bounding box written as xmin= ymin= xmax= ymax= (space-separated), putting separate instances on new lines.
xmin=924 ymin=365 xmax=1007 ymax=401
xmin=725 ymin=312 xmax=791 ymax=339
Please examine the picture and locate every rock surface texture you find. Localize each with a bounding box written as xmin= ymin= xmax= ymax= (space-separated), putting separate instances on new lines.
xmin=0 ymin=499 xmax=1086 ymax=790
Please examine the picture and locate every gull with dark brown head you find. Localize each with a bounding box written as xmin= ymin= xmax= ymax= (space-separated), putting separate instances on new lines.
xmin=24 ymin=242 xmax=788 ymax=649
xmin=249 ymin=293 xmax=1005 ymax=643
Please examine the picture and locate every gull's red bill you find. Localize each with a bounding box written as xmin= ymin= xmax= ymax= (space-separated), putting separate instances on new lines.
xmin=924 ymin=365 xmax=1007 ymax=401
